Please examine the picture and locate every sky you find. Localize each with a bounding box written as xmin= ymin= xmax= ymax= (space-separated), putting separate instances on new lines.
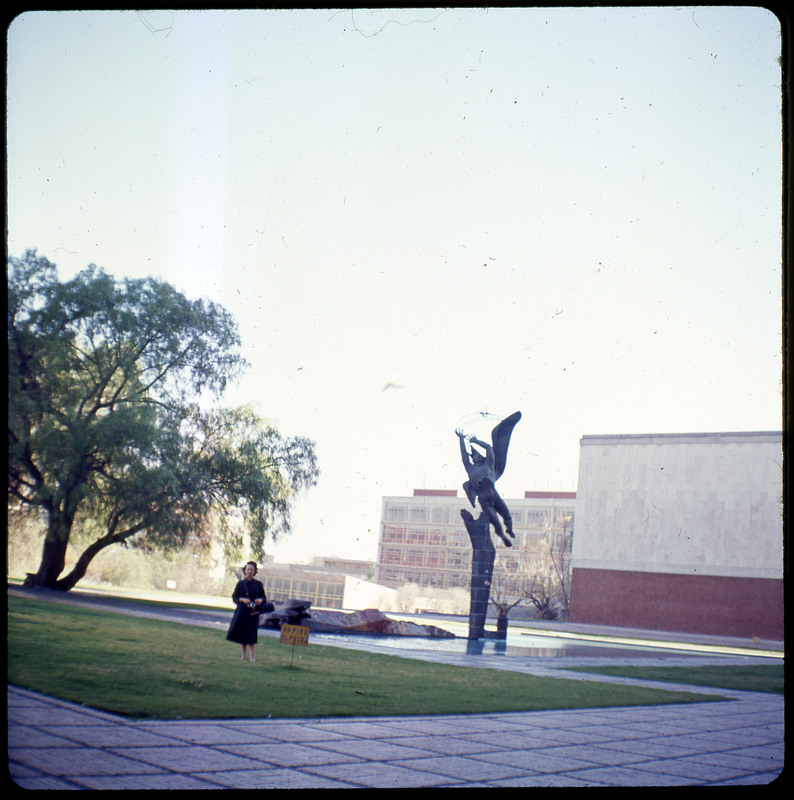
xmin=7 ymin=8 xmax=783 ymax=565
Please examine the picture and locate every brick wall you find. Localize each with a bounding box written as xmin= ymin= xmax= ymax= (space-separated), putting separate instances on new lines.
xmin=569 ymin=567 xmax=783 ymax=640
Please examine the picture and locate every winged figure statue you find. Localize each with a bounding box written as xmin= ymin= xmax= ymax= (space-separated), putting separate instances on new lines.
xmin=455 ymin=411 xmax=521 ymax=547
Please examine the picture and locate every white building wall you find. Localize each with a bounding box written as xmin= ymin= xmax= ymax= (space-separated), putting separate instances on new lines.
xmin=342 ymin=575 xmax=400 ymax=612
xmin=572 ymin=432 xmax=783 ymax=579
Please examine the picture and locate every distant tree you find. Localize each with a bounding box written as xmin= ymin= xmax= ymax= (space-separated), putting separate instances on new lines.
xmin=396 ymin=582 xmax=422 ymax=613
xmin=8 ymin=250 xmax=319 ymax=591
xmin=522 ymin=569 xmax=559 ymax=620
xmin=489 ymin=510 xmax=573 ymax=622
xmin=545 ymin=524 xmax=572 ymax=620
xmin=488 ymin=569 xmax=526 ymax=620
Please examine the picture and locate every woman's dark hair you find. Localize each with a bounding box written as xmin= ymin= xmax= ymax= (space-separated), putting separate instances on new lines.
xmin=243 ymin=561 xmax=258 ymax=575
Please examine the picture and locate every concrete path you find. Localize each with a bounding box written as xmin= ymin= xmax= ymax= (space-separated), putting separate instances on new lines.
xmin=7 ymin=682 xmax=783 ymax=788
xmin=7 ymin=587 xmax=785 ymax=787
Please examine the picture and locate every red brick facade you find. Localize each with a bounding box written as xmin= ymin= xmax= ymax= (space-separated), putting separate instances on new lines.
xmin=569 ymin=567 xmax=783 ymax=640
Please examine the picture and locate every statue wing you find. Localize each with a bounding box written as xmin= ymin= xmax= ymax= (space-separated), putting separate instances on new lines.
xmin=490 ymin=411 xmax=522 ymax=481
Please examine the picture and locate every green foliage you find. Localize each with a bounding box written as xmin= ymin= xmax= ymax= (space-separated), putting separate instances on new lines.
xmin=7 ymin=250 xmax=319 ymax=589
xmin=7 ymin=596 xmax=722 ymax=719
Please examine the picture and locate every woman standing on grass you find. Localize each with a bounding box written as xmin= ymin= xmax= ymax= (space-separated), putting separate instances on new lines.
xmin=226 ymin=561 xmax=267 ymax=662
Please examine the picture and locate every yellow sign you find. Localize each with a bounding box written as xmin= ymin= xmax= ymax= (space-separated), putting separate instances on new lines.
xmin=280 ymin=624 xmax=309 ymax=646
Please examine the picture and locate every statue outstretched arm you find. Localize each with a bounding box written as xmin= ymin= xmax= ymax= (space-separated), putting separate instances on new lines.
xmin=468 ymin=436 xmax=495 ymax=468
xmin=455 ymin=429 xmax=471 ymax=469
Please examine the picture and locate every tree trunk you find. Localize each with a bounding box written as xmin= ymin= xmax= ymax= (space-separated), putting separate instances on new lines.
xmin=54 ymin=535 xmax=113 ymax=591
xmin=54 ymin=518 xmax=149 ymax=591
xmin=32 ymin=523 xmax=71 ymax=589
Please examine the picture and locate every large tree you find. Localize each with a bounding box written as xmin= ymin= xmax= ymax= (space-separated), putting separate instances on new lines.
xmin=8 ymin=250 xmax=318 ymax=590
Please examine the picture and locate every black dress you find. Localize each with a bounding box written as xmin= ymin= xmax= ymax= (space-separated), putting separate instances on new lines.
xmin=226 ymin=578 xmax=267 ymax=645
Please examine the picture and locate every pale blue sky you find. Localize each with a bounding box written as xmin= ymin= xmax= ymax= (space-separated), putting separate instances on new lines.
xmin=7 ymin=8 xmax=783 ymax=564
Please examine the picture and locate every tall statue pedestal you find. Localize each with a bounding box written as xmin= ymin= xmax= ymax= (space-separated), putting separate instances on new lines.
xmin=461 ymin=510 xmax=494 ymax=640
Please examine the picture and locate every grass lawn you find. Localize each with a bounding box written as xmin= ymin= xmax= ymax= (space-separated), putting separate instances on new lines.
xmin=568 ymin=664 xmax=784 ymax=695
xmin=7 ymin=595 xmax=725 ymax=720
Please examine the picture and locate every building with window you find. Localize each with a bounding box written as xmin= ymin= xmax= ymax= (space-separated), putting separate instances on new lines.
xmin=310 ymin=557 xmax=374 ymax=579
xmin=258 ymin=558 xmax=374 ymax=609
xmin=375 ymin=489 xmax=575 ymax=601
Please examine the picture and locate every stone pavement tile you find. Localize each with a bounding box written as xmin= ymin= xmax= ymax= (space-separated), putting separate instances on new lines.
xmin=455 ymin=731 xmax=566 ymax=750
xmin=10 ymin=745 xmax=168 ymax=777
xmin=677 ymin=708 xmax=774 ymax=726
xmin=437 ymin=781 xmax=494 ymax=788
xmin=704 ymin=709 xmax=782 ymax=727
xmin=390 ymin=753 xmax=533 ymax=783
xmin=46 ymin=723 xmax=185 ymax=747
xmin=304 ymin=760 xmax=464 ymax=788
xmin=490 ymin=772 xmax=598 ymax=787
xmin=535 ymin=744 xmax=655 ymax=766
xmin=601 ymin=720 xmax=706 ymax=737
xmin=191 ymin=767 xmax=360 ymax=789
xmin=107 ymin=744 xmax=257 ymax=772
xmin=7 ymin=706 xmax=118 ymax=728
xmin=757 ymin=721 xmax=785 ymax=738
xmin=630 ymin=757 xmax=754 ymax=783
xmin=9 ymin=760 xmax=84 ymax=791
xmin=469 ymin=724 xmax=629 ymax=748
xmin=729 ymin=745 xmax=785 ymax=768
xmin=374 ymin=717 xmax=488 ymax=736
xmin=486 ymin=712 xmax=571 ymax=729
xmin=731 ymin=724 xmax=786 ymax=745
xmin=224 ymin=721 xmax=349 ymax=743
xmin=8 ymin=761 xmax=43 ymax=779
xmin=706 ymin=771 xmax=783 ymax=786
xmin=469 ymin=748 xmax=601 ymax=774
xmin=677 ymin=752 xmax=785 ymax=774
xmin=68 ymin=772 xmax=225 ymax=790
xmin=695 ymin=729 xmax=783 ymax=747
xmin=7 ymin=689 xmax=64 ymax=709
xmin=525 ymin=723 xmax=646 ymax=745
xmin=307 ymin=738 xmax=442 ymax=761
xmin=535 ymin=709 xmax=663 ymax=727
xmin=222 ymin=741 xmax=365 ymax=767
xmin=598 ymin=739 xmax=712 ymax=759
xmin=7 ymin=688 xmax=123 ymax=721
xmin=562 ymin=765 xmax=697 ymax=786
xmin=642 ymin=732 xmax=766 ymax=752
xmin=8 ymin=690 xmax=45 ymax=705
xmin=298 ymin=720 xmax=416 ymax=739
xmin=448 ymin=716 xmax=553 ymax=733
xmin=380 ymin=734 xmax=504 ymax=756
xmin=634 ymin=733 xmax=721 ymax=753
xmin=701 ymin=705 xmax=779 ymax=722
xmin=11 ymin=774 xmax=87 ymax=790
xmin=7 ymin=723 xmax=83 ymax=749
xmin=132 ymin=722 xmax=277 ymax=745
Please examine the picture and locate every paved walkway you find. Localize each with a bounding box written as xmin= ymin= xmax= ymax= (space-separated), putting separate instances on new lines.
xmin=7 ymin=588 xmax=785 ymax=787
xmin=7 ymin=681 xmax=784 ymax=788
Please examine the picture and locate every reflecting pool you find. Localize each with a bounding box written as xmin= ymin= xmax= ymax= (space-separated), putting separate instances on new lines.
xmin=311 ymin=621 xmax=708 ymax=659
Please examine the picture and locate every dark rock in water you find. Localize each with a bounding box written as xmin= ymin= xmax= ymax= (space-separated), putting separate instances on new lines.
xmin=381 ymin=618 xmax=456 ymax=638
xmin=307 ymin=607 xmax=455 ymax=638
xmin=260 ymin=601 xmax=455 ymax=638
xmin=260 ymin=598 xmax=312 ymax=629
xmin=307 ymin=607 xmax=389 ymax=633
